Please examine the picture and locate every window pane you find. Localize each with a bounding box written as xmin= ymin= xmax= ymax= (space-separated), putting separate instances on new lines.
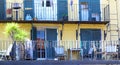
xmin=46 ymin=1 xmax=51 ymax=7
xmin=37 ymin=31 xmax=45 ymax=40
xmin=37 ymin=30 xmax=45 ymax=58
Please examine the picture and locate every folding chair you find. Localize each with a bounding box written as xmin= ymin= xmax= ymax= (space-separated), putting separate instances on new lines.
xmin=105 ymin=45 xmax=118 ymax=60
xmin=0 ymin=44 xmax=12 ymax=61
xmin=54 ymin=46 xmax=66 ymax=60
xmin=0 ymin=50 xmax=6 ymax=61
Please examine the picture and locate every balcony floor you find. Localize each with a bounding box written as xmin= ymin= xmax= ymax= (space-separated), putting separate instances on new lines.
xmin=0 ymin=60 xmax=120 ymax=65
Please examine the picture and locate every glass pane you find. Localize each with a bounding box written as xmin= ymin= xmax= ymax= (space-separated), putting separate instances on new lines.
xmin=81 ymin=2 xmax=88 ymax=21
xmin=37 ymin=30 xmax=45 ymax=58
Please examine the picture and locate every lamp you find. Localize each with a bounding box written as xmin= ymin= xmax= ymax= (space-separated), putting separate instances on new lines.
xmin=60 ymin=30 xmax=63 ymax=40
xmin=104 ymin=30 xmax=107 ymax=40
xmin=76 ymin=30 xmax=78 ymax=40
xmin=60 ymin=22 xmax=64 ymax=40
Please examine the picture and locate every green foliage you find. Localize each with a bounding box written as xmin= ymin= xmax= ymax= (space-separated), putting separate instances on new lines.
xmin=4 ymin=23 xmax=27 ymax=41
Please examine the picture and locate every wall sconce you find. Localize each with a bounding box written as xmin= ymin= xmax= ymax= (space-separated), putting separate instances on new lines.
xmin=76 ymin=30 xmax=78 ymax=40
xmin=104 ymin=30 xmax=107 ymax=40
xmin=60 ymin=30 xmax=63 ymax=40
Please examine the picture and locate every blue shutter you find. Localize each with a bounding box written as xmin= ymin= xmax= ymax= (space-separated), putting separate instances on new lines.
xmin=24 ymin=0 xmax=34 ymax=20
xmin=80 ymin=29 xmax=92 ymax=56
xmin=57 ymin=0 xmax=68 ymax=21
xmin=90 ymin=0 xmax=101 ymax=21
xmin=31 ymin=26 xmax=37 ymax=60
xmin=0 ymin=0 xmax=6 ymax=20
xmin=31 ymin=26 xmax=37 ymax=41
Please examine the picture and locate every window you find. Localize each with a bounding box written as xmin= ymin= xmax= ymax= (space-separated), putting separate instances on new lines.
xmin=46 ymin=1 xmax=51 ymax=7
xmin=92 ymin=13 xmax=99 ymax=21
xmin=37 ymin=30 xmax=45 ymax=58
xmin=81 ymin=2 xmax=88 ymax=9
xmin=81 ymin=2 xmax=88 ymax=21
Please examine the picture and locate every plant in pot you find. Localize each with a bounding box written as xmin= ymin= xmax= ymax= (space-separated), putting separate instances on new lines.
xmin=4 ymin=23 xmax=27 ymax=60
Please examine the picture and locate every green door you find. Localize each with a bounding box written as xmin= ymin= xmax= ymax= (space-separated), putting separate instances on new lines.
xmin=80 ymin=29 xmax=101 ymax=59
xmin=46 ymin=28 xmax=57 ymax=59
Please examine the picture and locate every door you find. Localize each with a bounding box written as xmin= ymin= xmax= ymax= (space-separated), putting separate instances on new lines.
xmin=80 ymin=29 xmax=101 ymax=59
xmin=46 ymin=28 xmax=57 ymax=59
xmin=34 ymin=0 xmax=57 ymax=20
xmin=36 ymin=28 xmax=57 ymax=59
xmin=57 ymin=0 xmax=68 ymax=20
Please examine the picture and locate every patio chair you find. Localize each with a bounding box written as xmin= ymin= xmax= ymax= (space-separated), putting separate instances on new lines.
xmin=105 ymin=44 xmax=118 ymax=60
xmin=88 ymin=46 xmax=94 ymax=59
xmin=0 ymin=44 xmax=12 ymax=61
xmin=0 ymin=50 xmax=6 ymax=60
xmin=54 ymin=46 xmax=66 ymax=60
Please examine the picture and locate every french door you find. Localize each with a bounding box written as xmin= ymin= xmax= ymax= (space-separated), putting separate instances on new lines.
xmin=36 ymin=28 xmax=57 ymax=59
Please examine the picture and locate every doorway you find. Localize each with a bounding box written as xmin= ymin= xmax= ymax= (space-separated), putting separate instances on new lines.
xmin=36 ymin=28 xmax=57 ymax=59
xmin=80 ymin=29 xmax=101 ymax=59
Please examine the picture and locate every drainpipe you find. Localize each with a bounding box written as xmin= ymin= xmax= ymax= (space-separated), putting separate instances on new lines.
xmin=61 ymin=21 xmax=64 ymax=40
xmin=115 ymin=0 xmax=120 ymax=59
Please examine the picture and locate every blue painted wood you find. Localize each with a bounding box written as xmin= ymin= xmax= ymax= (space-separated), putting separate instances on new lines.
xmin=0 ymin=0 xmax=6 ymax=20
xmin=30 ymin=26 xmax=37 ymax=60
xmin=46 ymin=29 xmax=57 ymax=59
xmin=46 ymin=29 xmax=57 ymax=41
xmin=24 ymin=0 xmax=34 ymax=20
xmin=80 ymin=29 xmax=101 ymax=59
xmin=57 ymin=0 xmax=68 ymax=21
xmin=79 ymin=0 xmax=100 ymax=21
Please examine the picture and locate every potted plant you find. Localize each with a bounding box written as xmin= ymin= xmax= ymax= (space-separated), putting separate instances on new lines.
xmin=4 ymin=23 xmax=27 ymax=60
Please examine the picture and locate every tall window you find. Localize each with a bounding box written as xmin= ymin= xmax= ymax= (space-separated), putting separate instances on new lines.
xmin=81 ymin=2 xmax=88 ymax=21
xmin=37 ymin=30 xmax=45 ymax=58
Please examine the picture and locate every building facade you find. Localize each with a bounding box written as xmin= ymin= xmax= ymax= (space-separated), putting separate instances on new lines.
xmin=0 ymin=0 xmax=110 ymax=60
xmin=102 ymin=0 xmax=120 ymax=41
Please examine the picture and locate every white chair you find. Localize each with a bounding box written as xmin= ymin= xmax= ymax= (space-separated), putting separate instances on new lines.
xmin=0 ymin=50 xmax=6 ymax=60
xmin=0 ymin=44 xmax=13 ymax=60
xmin=54 ymin=46 xmax=66 ymax=60
xmin=105 ymin=45 xmax=118 ymax=59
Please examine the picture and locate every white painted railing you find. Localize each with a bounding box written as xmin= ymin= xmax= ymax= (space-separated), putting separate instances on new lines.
xmin=0 ymin=40 xmax=119 ymax=61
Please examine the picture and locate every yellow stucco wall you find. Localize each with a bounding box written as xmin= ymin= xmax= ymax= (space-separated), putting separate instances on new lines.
xmin=0 ymin=23 xmax=31 ymax=40
xmin=0 ymin=23 xmax=106 ymax=41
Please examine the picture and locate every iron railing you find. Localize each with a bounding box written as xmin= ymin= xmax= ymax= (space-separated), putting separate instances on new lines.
xmin=0 ymin=40 xmax=119 ymax=61
xmin=0 ymin=3 xmax=110 ymax=21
